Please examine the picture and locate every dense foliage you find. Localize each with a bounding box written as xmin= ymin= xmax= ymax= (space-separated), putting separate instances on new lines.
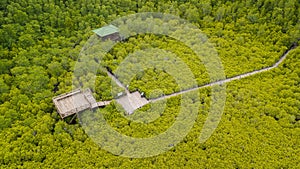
xmin=0 ymin=0 xmax=299 ymax=168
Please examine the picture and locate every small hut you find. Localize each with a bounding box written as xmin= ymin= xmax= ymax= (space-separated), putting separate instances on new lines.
xmin=92 ymin=24 xmax=121 ymax=41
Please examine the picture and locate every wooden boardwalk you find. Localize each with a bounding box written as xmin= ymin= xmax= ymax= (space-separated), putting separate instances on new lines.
xmin=150 ymin=46 xmax=295 ymax=103
xmin=106 ymin=71 xmax=130 ymax=94
xmin=91 ymin=101 xmax=112 ymax=109
xmin=53 ymin=45 xmax=296 ymax=118
xmin=107 ymin=46 xmax=296 ymax=113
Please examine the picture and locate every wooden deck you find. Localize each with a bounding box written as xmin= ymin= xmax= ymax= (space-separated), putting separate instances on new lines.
xmin=107 ymin=71 xmax=150 ymax=114
xmin=116 ymin=91 xmax=149 ymax=115
xmin=53 ymin=89 xmax=110 ymax=119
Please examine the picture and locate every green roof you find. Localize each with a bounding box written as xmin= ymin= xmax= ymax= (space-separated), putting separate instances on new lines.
xmin=92 ymin=25 xmax=119 ymax=37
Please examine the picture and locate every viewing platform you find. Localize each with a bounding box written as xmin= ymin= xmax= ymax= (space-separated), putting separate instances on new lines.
xmin=52 ymin=89 xmax=110 ymax=119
